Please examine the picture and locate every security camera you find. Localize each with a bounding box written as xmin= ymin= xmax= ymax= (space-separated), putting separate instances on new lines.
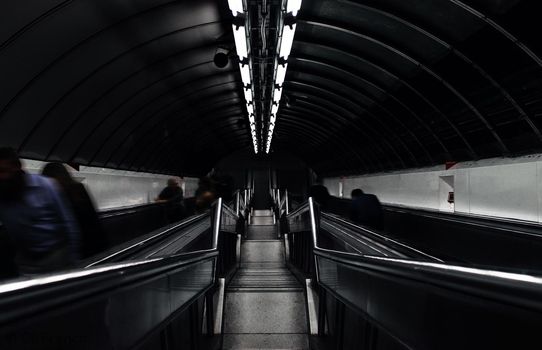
xmin=214 ymin=47 xmax=230 ymax=68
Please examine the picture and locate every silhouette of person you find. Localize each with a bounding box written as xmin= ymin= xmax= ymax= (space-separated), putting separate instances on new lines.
xmin=42 ymin=162 xmax=107 ymax=258
xmin=156 ymin=178 xmax=184 ymax=222
xmin=0 ymin=148 xmax=81 ymax=275
xmin=309 ymin=184 xmax=330 ymax=209
xmin=156 ymin=178 xmax=183 ymax=203
xmin=349 ymin=188 xmax=384 ymax=231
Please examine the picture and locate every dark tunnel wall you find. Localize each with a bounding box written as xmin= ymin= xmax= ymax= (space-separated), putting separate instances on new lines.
xmin=214 ymin=151 xmax=311 ymax=196
xmin=1 ymin=1 xmax=542 ymax=177
xmin=0 ymin=0 xmax=243 ymax=176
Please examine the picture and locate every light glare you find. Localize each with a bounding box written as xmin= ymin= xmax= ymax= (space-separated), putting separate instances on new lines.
xmin=273 ymin=88 xmax=283 ymax=103
xmin=228 ymin=0 xmax=244 ymax=16
xmin=240 ymin=63 xmax=251 ymax=87
xmin=233 ymin=25 xmax=248 ymax=60
xmin=244 ymin=88 xmax=252 ymax=103
xmin=276 ymin=64 xmax=288 ymax=86
xmin=287 ymin=0 xmax=302 ymax=16
xmin=279 ymin=24 xmax=296 ymax=59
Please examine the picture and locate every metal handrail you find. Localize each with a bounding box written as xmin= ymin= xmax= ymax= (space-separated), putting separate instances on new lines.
xmin=0 ymin=249 xmax=217 ymax=298
xmin=288 ymin=197 xmax=542 ymax=289
xmin=86 ymin=213 xmax=209 ymax=267
xmin=287 ymin=198 xmax=542 ymax=346
xmin=320 ymin=212 xmax=442 ymax=262
xmin=6 ymin=198 xmax=233 ymax=294
xmin=0 ymin=197 xmax=245 ymax=350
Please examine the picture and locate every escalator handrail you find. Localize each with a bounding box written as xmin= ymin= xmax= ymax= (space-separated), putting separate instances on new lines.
xmin=314 ymin=247 xmax=542 ymax=309
xmin=85 ymin=212 xmax=209 ymax=267
xmin=0 ymin=198 xmax=233 ymax=320
xmin=2 ymin=198 xmax=233 ymax=294
xmin=319 ymin=217 xmax=413 ymax=259
xmin=328 ymin=195 xmax=542 ymax=239
xmin=0 ymin=197 xmax=242 ymax=347
xmin=288 ymin=198 xmax=542 ymax=299
xmin=384 ymin=204 xmax=542 ymax=239
xmin=98 ymin=200 xmax=186 ymax=219
xmin=0 ymin=249 xmax=218 ymax=325
xmin=320 ymin=212 xmax=442 ymax=262
xmin=2 ymin=198 xmax=226 ymax=298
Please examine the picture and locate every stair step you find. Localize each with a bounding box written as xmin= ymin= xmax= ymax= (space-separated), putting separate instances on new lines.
xmin=252 ymin=209 xmax=273 ymax=216
xmin=226 ymin=288 xmax=304 ymax=293
xmin=231 ymin=278 xmax=296 ymax=283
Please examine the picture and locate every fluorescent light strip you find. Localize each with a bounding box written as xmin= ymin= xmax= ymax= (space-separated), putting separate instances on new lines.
xmin=279 ymin=24 xmax=296 ymax=60
xmin=276 ymin=64 xmax=287 ymax=86
xmin=239 ymin=63 xmax=251 ymax=87
xmin=232 ymin=18 xmax=257 ymax=153
xmin=244 ymin=88 xmax=252 ymax=103
xmin=232 ymin=25 xmax=248 ymax=60
xmin=265 ymin=2 xmax=303 ymax=153
xmin=228 ymin=0 xmax=244 ymax=16
xmin=287 ymin=0 xmax=302 ymax=16
xmin=273 ymin=88 xmax=282 ymax=104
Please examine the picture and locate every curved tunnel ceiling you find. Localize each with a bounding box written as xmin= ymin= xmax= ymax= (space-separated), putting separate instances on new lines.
xmin=1 ymin=0 xmax=541 ymax=176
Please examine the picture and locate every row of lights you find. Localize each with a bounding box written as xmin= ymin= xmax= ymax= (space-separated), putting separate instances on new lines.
xmin=229 ymin=0 xmax=258 ymax=153
xmin=266 ymin=0 xmax=302 ymax=153
xmin=229 ymin=0 xmax=302 ymax=154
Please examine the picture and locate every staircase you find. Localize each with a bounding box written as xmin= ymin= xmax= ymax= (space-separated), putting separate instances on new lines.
xmin=222 ymin=209 xmax=309 ymax=349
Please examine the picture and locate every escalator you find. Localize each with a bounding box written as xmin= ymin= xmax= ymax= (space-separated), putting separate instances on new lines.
xmin=285 ymin=198 xmax=542 ymax=350
xmin=0 ymin=196 xmax=243 ymax=350
xmin=308 ymin=194 xmax=542 ymax=273
xmin=2 ymin=192 xmax=542 ymax=350
xmin=223 ymin=209 xmax=308 ymax=349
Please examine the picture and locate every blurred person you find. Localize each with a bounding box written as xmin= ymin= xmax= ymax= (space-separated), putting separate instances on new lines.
xmin=195 ymin=190 xmax=216 ymax=214
xmin=155 ymin=178 xmax=183 ymax=203
xmin=155 ymin=178 xmax=184 ymax=222
xmin=195 ymin=176 xmax=214 ymax=197
xmin=42 ymin=162 xmax=106 ymax=258
xmin=193 ymin=177 xmax=216 ymax=214
xmin=0 ymin=148 xmax=81 ymax=275
xmin=349 ymin=188 xmax=384 ymax=231
xmin=213 ymin=174 xmax=234 ymax=202
xmin=309 ymin=184 xmax=330 ymax=209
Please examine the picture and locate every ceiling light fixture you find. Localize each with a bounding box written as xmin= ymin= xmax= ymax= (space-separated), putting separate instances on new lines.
xmin=228 ymin=0 xmax=244 ymax=16
xmin=287 ymin=0 xmax=302 ymax=16
xmin=276 ymin=63 xmax=288 ymax=86
xmin=229 ymin=1 xmax=259 ymax=154
xmin=264 ymin=0 xmax=302 ymax=154
xmin=232 ymin=25 xmax=248 ymax=60
xmin=279 ymin=24 xmax=296 ymax=60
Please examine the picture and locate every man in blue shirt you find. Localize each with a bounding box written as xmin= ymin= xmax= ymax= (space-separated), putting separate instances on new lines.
xmin=0 ymin=148 xmax=81 ymax=275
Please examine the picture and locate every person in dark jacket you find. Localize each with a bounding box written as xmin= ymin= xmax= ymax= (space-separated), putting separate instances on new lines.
xmin=350 ymin=188 xmax=384 ymax=231
xmin=0 ymin=150 xmax=81 ymax=275
xmin=42 ymin=162 xmax=106 ymax=258
xmin=156 ymin=178 xmax=184 ymax=222
xmin=156 ymin=178 xmax=183 ymax=203
xmin=309 ymin=184 xmax=330 ymax=209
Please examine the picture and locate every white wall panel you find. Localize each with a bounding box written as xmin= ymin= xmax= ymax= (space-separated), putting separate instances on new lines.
xmin=467 ymin=163 xmax=538 ymax=221
xmin=324 ymin=155 xmax=542 ymax=223
xmin=453 ymin=170 xmax=470 ymax=214
xmin=22 ymin=160 xmax=198 ymax=210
